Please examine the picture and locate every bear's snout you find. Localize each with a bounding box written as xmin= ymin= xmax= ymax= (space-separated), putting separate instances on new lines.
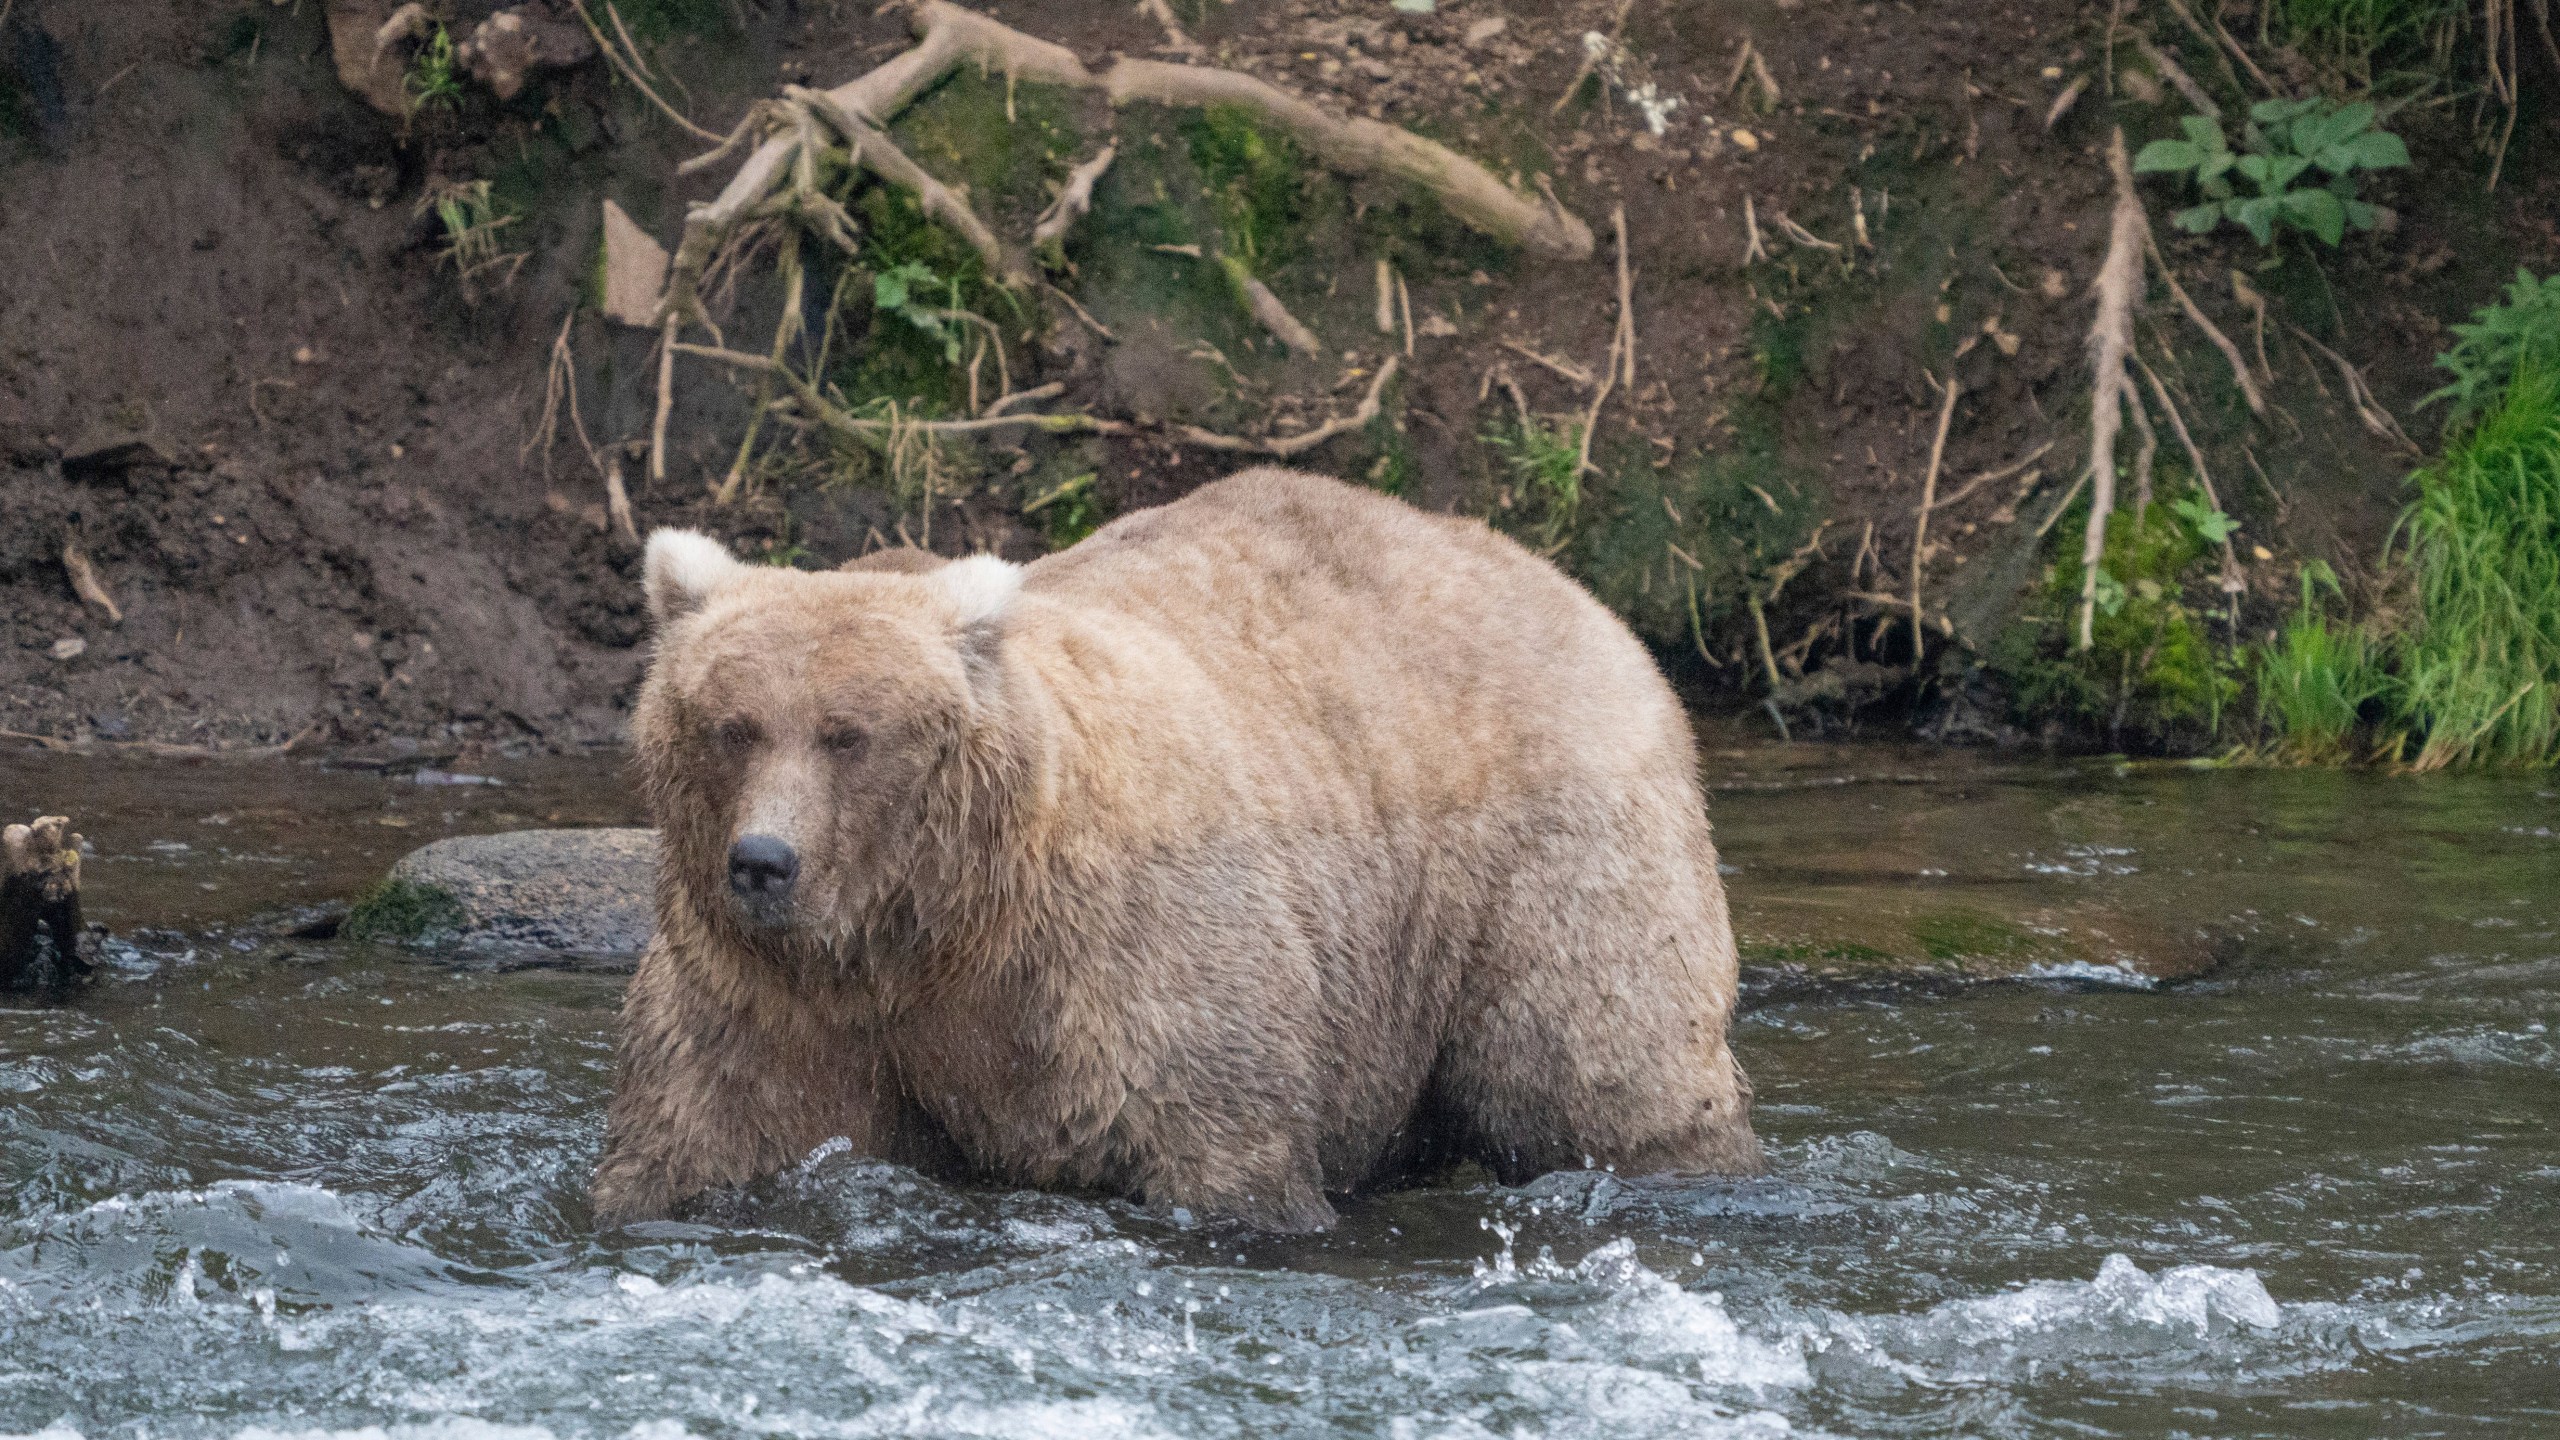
xmin=727 ymin=834 xmax=801 ymax=922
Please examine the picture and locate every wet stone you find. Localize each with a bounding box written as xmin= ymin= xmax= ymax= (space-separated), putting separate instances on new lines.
xmin=355 ymin=828 xmax=655 ymax=968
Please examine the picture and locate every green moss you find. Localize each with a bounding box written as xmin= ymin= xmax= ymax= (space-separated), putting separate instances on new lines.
xmin=1739 ymin=940 xmax=1896 ymax=967
xmin=891 ymin=73 xmax=1081 ymax=229
xmin=1184 ymin=104 xmax=1307 ymax=268
xmin=343 ymin=877 xmax=466 ymax=946
xmin=1990 ymin=484 xmax=2243 ymax=746
xmin=1908 ymin=908 xmax=2037 ymax=963
xmin=606 ymin=0 xmax=734 ymax=42
xmin=1570 ymin=414 xmax=1818 ymax=651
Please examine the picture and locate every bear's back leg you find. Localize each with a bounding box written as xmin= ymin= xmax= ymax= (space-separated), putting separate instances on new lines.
xmin=1431 ymin=807 xmax=1762 ymax=1185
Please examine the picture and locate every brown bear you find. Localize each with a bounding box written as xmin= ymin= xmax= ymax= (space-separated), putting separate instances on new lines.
xmin=593 ymin=468 xmax=1760 ymax=1230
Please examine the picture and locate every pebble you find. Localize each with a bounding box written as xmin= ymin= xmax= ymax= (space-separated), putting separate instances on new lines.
xmin=51 ymin=637 xmax=85 ymax=661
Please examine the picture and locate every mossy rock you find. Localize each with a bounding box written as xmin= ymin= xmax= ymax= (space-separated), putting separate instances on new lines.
xmin=342 ymin=877 xmax=468 ymax=946
xmin=1733 ymin=888 xmax=2217 ymax=1005
xmin=349 ymin=828 xmax=656 ymax=967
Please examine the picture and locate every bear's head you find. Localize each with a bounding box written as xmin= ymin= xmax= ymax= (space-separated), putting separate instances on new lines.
xmin=634 ymin=530 xmax=1022 ymax=939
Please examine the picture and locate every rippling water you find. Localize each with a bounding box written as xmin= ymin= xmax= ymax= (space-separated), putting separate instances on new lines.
xmin=2 ymin=743 xmax=2555 ymax=1438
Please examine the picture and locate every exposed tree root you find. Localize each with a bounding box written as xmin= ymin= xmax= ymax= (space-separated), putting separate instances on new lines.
xmin=1909 ymin=374 xmax=1960 ymax=671
xmin=638 ymin=0 xmax=1588 ymax=503
xmin=2077 ymin=129 xmax=2145 ymax=653
xmin=1174 ymin=357 xmax=1401 ymax=458
xmin=1034 ymin=142 xmax=1116 ymax=261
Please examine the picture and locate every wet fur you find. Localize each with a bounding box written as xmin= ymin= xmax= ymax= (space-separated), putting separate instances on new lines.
xmin=593 ymin=469 xmax=1761 ymax=1230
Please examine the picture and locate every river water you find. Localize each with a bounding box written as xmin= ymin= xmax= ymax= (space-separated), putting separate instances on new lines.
xmin=2 ymin=740 xmax=2554 ymax=1439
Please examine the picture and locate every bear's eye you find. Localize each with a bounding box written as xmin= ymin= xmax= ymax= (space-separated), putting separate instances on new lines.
xmin=820 ymin=724 xmax=869 ymax=760
xmin=711 ymin=718 xmax=763 ymax=752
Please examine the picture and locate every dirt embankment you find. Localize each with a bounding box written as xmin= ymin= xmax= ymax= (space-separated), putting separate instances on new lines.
xmin=2 ymin=0 xmax=2553 ymax=755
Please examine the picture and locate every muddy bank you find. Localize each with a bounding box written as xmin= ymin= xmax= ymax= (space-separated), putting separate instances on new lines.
xmin=3 ymin=0 xmax=2554 ymax=752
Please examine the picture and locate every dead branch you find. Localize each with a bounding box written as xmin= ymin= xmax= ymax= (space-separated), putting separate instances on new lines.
xmin=2044 ymin=73 xmax=2088 ymax=130
xmin=1174 ymin=356 xmax=1401 ymax=457
xmin=2158 ymin=0 xmax=2276 ymax=93
xmin=1910 ymin=375 xmax=1959 ymax=669
xmin=1033 ymin=141 xmax=1117 ymax=260
xmin=1569 ymin=211 xmax=1633 ymax=481
xmin=2135 ymin=356 xmax=2247 ymax=625
xmin=2135 ymin=36 xmax=2219 ymax=120
xmin=676 ymin=2 xmax=1589 ymax=268
xmin=2283 ymin=321 xmax=2420 ymax=455
xmin=673 ymin=343 xmax=1129 ymax=438
xmin=60 ymin=535 xmax=122 ymax=625
xmin=2078 ymin=129 xmax=2145 ymax=653
xmin=1228 ymin=259 xmax=1323 ymax=357
xmin=793 ymin=86 xmax=1023 ymax=286
xmin=1930 ymin=439 xmax=2055 ymax=513
xmin=605 ymin=460 xmax=641 ymax=546
xmin=1110 ymin=59 xmax=1591 ymax=258
xmin=1772 ymin=212 xmax=1842 ymax=252
xmin=2140 ymin=229 xmax=2265 ymax=416
xmin=1556 ymin=0 xmax=1636 ymax=113
xmin=2126 ymin=376 xmax=2159 ymax=523
xmin=1743 ymin=194 xmax=1768 ymax=264
xmin=1613 ymin=204 xmax=1637 ymax=389
xmin=986 ymin=381 xmax=1067 ymax=416
xmin=565 ymin=0 xmax=725 ymax=142
xmin=1499 ymin=339 xmax=1597 ymax=389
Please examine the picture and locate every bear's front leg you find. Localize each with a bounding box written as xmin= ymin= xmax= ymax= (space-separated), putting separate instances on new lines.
xmin=591 ymin=930 xmax=902 ymax=1226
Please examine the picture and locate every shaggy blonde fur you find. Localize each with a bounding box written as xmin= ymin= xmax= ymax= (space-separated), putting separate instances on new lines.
xmin=594 ymin=469 xmax=1759 ymax=1229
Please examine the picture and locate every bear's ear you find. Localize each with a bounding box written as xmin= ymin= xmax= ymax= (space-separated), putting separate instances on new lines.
xmin=644 ymin=529 xmax=747 ymax=627
xmin=929 ymin=553 xmax=1022 ymax=628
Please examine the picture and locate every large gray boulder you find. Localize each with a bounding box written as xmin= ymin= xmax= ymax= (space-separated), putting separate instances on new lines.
xmin=349 ymin=828 xmax=655 ymax=967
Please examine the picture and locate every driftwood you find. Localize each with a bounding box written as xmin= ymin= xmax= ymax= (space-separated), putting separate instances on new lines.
xmin=2 ymin=816 xmax=94 ymax=991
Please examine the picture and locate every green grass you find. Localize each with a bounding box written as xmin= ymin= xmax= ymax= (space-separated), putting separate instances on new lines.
xmin=2256 ymin=561 xmax=2390 ymax=762
xmin=2277 ymin=0 xmax=2465 ymax=87
xmin=404 ymin=25 xmax=464 ymax=114
xmin=2389 ymin=364 xmax=2560 ymax=768
xmin=1484 ymin=415 xmax=1584 ymax=552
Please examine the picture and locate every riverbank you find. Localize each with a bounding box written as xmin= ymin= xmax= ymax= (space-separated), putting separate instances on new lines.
xmin=3 ymin=0 xmax=2555 ymax=756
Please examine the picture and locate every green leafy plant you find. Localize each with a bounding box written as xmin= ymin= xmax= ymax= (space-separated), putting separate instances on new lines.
xmin=404 ymin=25 xmax=465 ymax=114
xmin=2134 ymin=99 xmax=2407 ymax=246
xmin=2423 ymin=269 xmax=2560 ymax=424
xmin=873 ymin=260 xmax=963 ymax=365
xmin=2172 ymin=493 xmax=2240 ymax=545
xmin=2256 ymin=560 xmax=2390 ymax=763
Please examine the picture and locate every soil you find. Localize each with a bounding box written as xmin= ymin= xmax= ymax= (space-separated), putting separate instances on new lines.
xmin=3 ymin=0 xmax=2554 ymax=754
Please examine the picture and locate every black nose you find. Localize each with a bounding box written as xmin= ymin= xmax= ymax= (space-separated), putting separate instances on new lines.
xmin=727 ymin=834 xmax=799 ymax=899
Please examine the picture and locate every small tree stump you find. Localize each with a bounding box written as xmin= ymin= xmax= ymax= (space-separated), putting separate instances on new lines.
xmin=3 ymin=816 xmax=96 ymax=991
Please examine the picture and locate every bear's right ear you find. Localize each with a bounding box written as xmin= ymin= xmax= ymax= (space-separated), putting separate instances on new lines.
xmin=644 ymin=529 xmax=747 ymax=627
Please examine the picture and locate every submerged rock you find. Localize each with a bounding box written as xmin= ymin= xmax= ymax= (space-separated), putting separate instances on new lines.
xmin=353 ymin=828 xmax=654 ymax=967
xmin=1732 ymin=887 xmax=2219 ymax=1004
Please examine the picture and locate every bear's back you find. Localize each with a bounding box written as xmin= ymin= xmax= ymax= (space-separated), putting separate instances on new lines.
xmin=1016 ymin=468 xmax=1697 ymax=812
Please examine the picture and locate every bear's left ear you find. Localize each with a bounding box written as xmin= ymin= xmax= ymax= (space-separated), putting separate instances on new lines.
xmin=644 ymin=529 xmax=747 ymax=627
